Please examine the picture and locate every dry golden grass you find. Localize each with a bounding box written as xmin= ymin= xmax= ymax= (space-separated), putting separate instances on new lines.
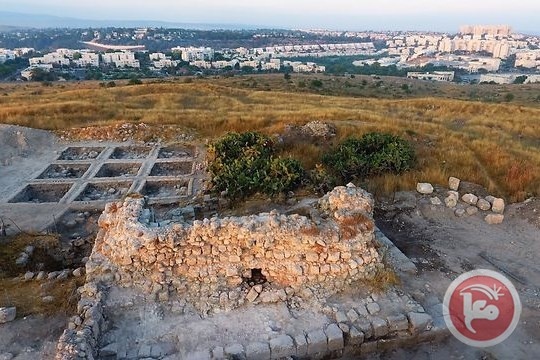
xmin=1 ymin=76 xmax=539 ymax=202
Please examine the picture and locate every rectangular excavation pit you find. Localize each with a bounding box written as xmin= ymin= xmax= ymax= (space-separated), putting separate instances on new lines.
xmin=149 ymin=162 xmax=193 ymax=176
xmin=109 ymin=146 xmax=151 ymax=160
xmin=37 ymin=163 xmax=91 ymax=179
xmin=142 ymin=179 xmax=190 ymax=198
xmin=157 ymin=144 xmax=195 ymax=159
xmin=58 ymin=147 xmax=104 ymax=161
xmin=8 ymin=183 xmax=73 ymax=203
xmin=75 ymin=182 xmax=132 ymax=202
xmin=95 ymin=163 xmax=141 ymax=178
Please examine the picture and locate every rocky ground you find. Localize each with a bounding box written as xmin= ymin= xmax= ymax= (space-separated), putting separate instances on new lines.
xmin=374 ymin=187 xmax=540 ymax=359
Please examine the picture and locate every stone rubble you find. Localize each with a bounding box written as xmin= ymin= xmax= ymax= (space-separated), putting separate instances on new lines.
xmin=417 ymin=178 xmax=507 ymax=224
xmin=0 ymin=307 xmax=16 ymax=324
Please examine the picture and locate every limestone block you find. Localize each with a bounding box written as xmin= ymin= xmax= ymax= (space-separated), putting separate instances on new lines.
xmin=347 ymin=309 xmax=360 ymax=323
xmin=407 ymin=312 xmax=433 ymax=334
xmin=245 ymin=342 xmax=270 ymax=360
xmin=335 ymin=311 xmax=348 ymax=323
xmin=476 ymin=198 xmax=491 ymax=211
xmin=348 ymin=326 xmax=365 ymax=345
xmin=0 ymin=307 xmax=16 ymax=323
xmin=293 ymin=333 xmax=308 ymax=356
xmin=485 ymin=214 xmax=504 ymax=224
xmin=269 ymin=335 xmax=295 ymax=359
xmin=387 ymin=314 xmax=409 ymax=332
xmin=306 ymin=329 xmax=327 ymax=354
xmin=448 ymin=177 xmax=460 ymax=191
xmin=466 ymin=206 xmax=478 ymax=216
xmin=430 ymin=197 xmax=442 ymax=205
xmin=461 ymin=193 xmax=478 ymax=205
xmin=492 ymin=198 xmax=505 ymax=214
xmin=454 ymin=208 xmax=466 ymax=217
xmin=325 ymin=323 xmax=344 ymax=351
xmin=224 ymin=344 xmax=244 ymax=358
xmin=444 ymin=196 xmax=457 ymax=208
xmin=371 ymin=317 xmax=389 ymax=338
xmin=366 ymin=302 xmax=380 ymax=315
xmin=416 ymin=183 xmax=434 ymax=194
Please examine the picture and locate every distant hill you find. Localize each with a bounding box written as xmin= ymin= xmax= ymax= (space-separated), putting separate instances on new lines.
xmin=0 ymin=11 xmax=258 ymax=30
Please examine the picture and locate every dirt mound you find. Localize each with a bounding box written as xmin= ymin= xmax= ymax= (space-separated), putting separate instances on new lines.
xmin=0 ymin=125 xmax=57 ymax=166
xmin=57 ymin=122 xmax=193 ymax=143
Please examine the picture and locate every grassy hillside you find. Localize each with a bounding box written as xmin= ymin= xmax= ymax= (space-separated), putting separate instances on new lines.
xmin=0 ymin=75 xmax=539 ymax=201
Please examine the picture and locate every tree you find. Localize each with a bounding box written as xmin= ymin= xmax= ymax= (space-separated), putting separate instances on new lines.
xmin=513 ymin=75 xmax=527 ymax=84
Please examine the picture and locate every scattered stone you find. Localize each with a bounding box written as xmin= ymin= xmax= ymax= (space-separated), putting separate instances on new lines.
xmin=416 ymin=183 xmax=434 ymax=195
xmin=485 ymin=214 xmax=504 ymax=224
xmin=447 ymin=190 xmax=459 ymax=199
xmin=246 ymin=342 xmax=270 ymax=360
xmin=24 ymin=245 xmax=35 ymax=255
xmin=42 ymin=296 xmax=54 ymax=303
xmin=444 ymin=196 xmax=457 ymax=208
xmin=407 ymin=312 xmax=433 ymax=334
xmin=246 ymin=287 xmax=259 ymax=303
xmin=448 ymin=177 xmax=460 ymax=191
xmin=325 ymin=323 xmax=344 ymax=351
xmin=47 ymin=271 xmax=59 ymax=280
xmin=36 ymin=271 xmax=46 ymax=281
xmin=476 ymin=198 xmax=491 ymax=211
xmin=72 ymin=268 xmax=83 ymax=277
xmin=461 ymin=193 xmax=479 ymax=205
xmin=366 ymin=302 xmax=380 ymax=315
xmin=306 ymin=329 xmax=327 ymax=354
xmin=454 ymin=208 xmax=466 ymax=217
xmin=269 ymin=335 xmax=295 ymax=359
xmin=15 ymin=253 xmax=29 ymax=266
xmin=56 ymin=270 xmax=70 ymax=280
xmin=371 ymin=317 xmax=389 ymax=338
xmin=430 ymin=197 xmax=442 ymax=205
xmin=0 ymin=353 xmax=14 ymax=360
xmin=0 ymin=307 xmax=16 ymax=323
xmin=466 ymin=206 xmax=478 ymax=216
xmin=24 ymin=271 xmax=34 ymax=281
xmin=485 ymin=195 xmax=496 ymax=204
xmin=492 ymin=198 xmax=505 ymax=214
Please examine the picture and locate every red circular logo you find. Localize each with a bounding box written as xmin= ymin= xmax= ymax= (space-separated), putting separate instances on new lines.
xmin=443 ymin=269 xmax=521 ymax=347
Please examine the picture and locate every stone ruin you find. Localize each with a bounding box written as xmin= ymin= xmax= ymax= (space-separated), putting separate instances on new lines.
xmin=86 ymin=184 xmax=385 ymax=314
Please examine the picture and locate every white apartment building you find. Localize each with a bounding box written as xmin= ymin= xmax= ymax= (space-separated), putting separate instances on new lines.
xmin=479 ymin=73 xmax=516 ymax=84
xmin=515 ymin=50 xmax=540 ymax=69
xmin=102 ymin=52 xmax=140 ymax=68
xmin=29 ymin=52 xmax=70 ymax=67
xmin=172 ymin=47 xmax=214 ymax=62
xmin=73 ymin=52 xmax=99 ymax=67
xmin=407 ymin=71 xmax=455 ymax=82
xmin=459 ymin=25 xmax=512 ymax=39
xmin=149 ymin=52 xmax=167 ymax=61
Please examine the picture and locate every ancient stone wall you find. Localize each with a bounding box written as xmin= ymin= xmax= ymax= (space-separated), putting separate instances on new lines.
xmin=86 ymin=184 xmax=384 ymax=313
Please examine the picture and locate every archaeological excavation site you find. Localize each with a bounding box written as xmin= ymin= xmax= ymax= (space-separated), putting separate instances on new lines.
xmin=1 ymin=122 xmax=538 ymax=360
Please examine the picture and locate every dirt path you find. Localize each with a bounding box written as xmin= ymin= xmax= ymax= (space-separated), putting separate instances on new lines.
xmin=375 ymin=192 xmax=540 ymax=359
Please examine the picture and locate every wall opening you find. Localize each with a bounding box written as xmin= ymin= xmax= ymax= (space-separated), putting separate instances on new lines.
xmin=246 ymin=268 xmax=267 ymax=286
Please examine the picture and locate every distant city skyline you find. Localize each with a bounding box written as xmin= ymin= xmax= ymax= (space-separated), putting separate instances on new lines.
xmin=2 ymin=0 xmax=539 ymax=33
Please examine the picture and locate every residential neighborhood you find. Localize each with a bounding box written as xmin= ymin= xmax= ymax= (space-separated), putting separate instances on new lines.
xmin=1 ymin=25 xmax=539 ymax=83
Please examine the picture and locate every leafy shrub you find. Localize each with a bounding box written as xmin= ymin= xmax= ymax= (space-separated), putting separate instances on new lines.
xmin=311 ymin=79 xmax=323 ymax=88
xmin=209 ymin=132 xmax=304 ymax=199
xmin=128 ymin=77 xmax=142 ymax=85
xmin=323 ymin=132 xmax=415 ymax=181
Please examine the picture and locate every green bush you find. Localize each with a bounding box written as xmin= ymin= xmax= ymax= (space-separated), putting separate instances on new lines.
xmin=323 ymin=132 xmax=415 ymax=181
xmin=209 ymin=132 xmax=304 ymax=199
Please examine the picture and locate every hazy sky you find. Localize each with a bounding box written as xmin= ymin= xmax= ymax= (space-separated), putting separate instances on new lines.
xmin=2 ymin=0 xmax=539 ymax=32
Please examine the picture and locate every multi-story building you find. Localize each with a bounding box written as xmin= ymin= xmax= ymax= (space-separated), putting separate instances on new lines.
xmin=515 ymin=50 xmax=540 ymax=69
xmin=407 ymin=71 xmax=455 ymax=82
xmin=172 ymin=47 xmax=214 ymax=62
xmin=459 ymin=25 xmax=512 ymax=39
xmin=102 ymin=52 xmax=140 ymax=68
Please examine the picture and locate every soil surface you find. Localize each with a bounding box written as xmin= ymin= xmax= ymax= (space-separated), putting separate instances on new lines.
xmin=374 ymin=191 xmax=540 ymax=359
